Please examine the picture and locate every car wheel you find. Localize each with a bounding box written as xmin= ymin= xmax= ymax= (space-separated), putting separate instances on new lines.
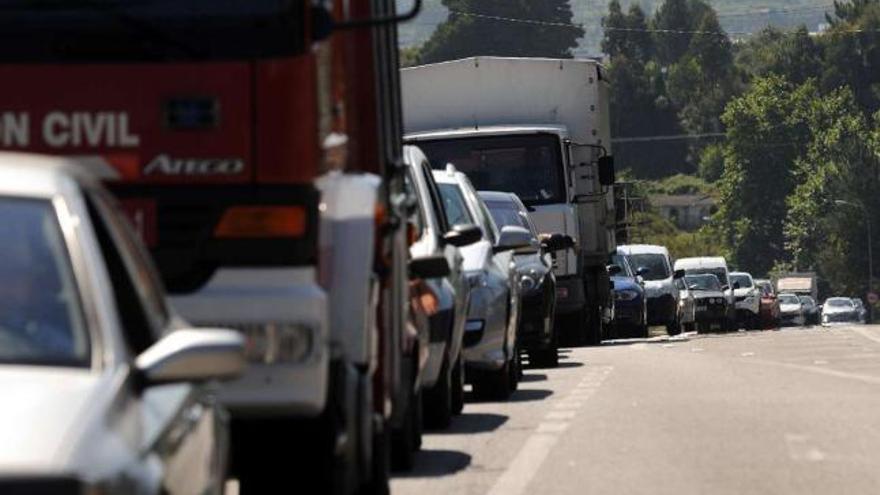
xmin=473 ymin=360 xmax=513 ymax=400
xmin=451 ymin=356 xmax=465 ymax=416
xmin=359 ymin=421 xmax=391 ymax=495
xmin=666 ymin=317 xmax=681 ymax=336
xmin=423 ymin=358 xmax=453 ymax=429
xmin=530 ymin=335 xmax=559 ymax=368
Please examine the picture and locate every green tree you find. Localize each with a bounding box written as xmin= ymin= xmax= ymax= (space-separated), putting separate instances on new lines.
xmin=418 ymin=0 xmax=584 ymax=64
xmin=652 ymin=0 xmax=692 ymax=65
xmin=717 ymin=76 xmax=816 ymax=275
xmin=820 ymin=2 xmax=880 ymax=113
xmin=601 ymin=0 xmax=628 ymax=59
xmin=735 ymin=26 xmax=821 ymax=85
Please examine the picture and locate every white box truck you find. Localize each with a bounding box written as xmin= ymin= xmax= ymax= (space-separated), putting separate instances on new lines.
xmin=402 ymin=57 xmax=617 ymax=344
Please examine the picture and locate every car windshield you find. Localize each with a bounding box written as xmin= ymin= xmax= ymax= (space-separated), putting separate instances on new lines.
xmin=826 ymin=298 xmax=854 ymax=308
xmin=685 ymin=274 xmax=721 ymax=291
xmin=485 ymin=200 xmax=531 ymax=231
xmin=779 ymin=294 xmax=801 ymax=305
xmin=626 ymin=254 xmax=670 ymax=281
xmin=610 ymin=254 xmax=634 ymax=277
xmin=0 ymin=0 xmax=306 ymax=62
xmin=417 ymin=134 xmax=565 ymax=206
xmin=730 ymin=274 xmax=753 ymax=289
xmin=437 ymin=183 xmax=474 ymax=227
xmin=0 ymin=198 xmax=89 ymax=367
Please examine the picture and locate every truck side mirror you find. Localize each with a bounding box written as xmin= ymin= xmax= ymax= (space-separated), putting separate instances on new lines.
xmin=598 ymin=156 xmax=615 ymax=186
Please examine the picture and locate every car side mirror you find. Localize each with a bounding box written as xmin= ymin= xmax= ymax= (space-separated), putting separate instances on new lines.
xmin=541 ymin=233 xmax=575 ymax=252
xmin=444 ymin=223 xmax=482 ymax=247
xmin=495 ymin=225 xmax=533 ymax=253
xmin=135 ymin=329 xmax=245 ymax=387
xmin=637 ymin=266 xmax=651 ymax=277
xmin=409 ymin=255 xmax=451 ymax=280
xmin=607 ymin=264 xmax=623 ymax=276
xmin=673 ymin=269 xmax=686 ymax=280
xmin=722 ymin=285 xmax=730 ymax=292
xmin=598 ymin=155 xmax=615 ymax=186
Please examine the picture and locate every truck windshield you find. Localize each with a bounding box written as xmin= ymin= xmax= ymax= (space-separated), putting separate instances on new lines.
xmin=417 ymin=134 xmax=566 ymax=206
xmin=0 ymin=0 xmax=306 ymax=62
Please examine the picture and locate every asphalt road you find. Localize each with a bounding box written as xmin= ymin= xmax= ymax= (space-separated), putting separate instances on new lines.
xmin=391 ymin=325 xmax=880 ymax=495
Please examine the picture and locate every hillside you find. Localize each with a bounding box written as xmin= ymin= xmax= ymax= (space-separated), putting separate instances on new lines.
xmin=398 ymin=0 xmax=833 ymax=56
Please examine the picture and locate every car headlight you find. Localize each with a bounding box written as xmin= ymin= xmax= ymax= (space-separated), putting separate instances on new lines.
xmin=616 ymin=289 xmax=640 ymax=301
xmin=224 ymin=322 xmax=315 ymax=364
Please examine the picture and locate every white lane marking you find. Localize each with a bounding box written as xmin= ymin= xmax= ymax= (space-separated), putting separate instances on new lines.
xmin=813 ymin=360 xmax=828 ymax=365
xmin=553 ymin=401 xmax=584 ymax=409
xmin=486 ymin=434 xmax=558 ymax=495
xmin=537 ymin=422 xmax=570 ymax=433
xmin=741 ymin=352 xmax=755 ymax=357
xmin=750 ymin=359 xmax=880 ymax=385
xmin=785 ymin=434 xmax=826 ymax=462
xmin=852 ymin=326 xmax=880 ymax=345
xmin=692 ymin=348 xmax=704 ymax=353
xmin=545 ymin=410 xmax=577 ymax=420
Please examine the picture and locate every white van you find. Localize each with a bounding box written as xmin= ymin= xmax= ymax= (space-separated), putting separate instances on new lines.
xmin=617 ymin=245 xmax=683 ymax=335
xmin=673 ymin=257 xmax=736 ymax=329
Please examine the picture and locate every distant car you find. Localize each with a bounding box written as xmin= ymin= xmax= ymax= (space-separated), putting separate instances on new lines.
xmin=799 ymin=295 xmax=820 ymax=325
xmin=608 ymin=253 xmax=649 ymax=338
xmin=617 ymin=245 xmax=681 ymax=335
xmin=730 ymin=272 xmax=760 ymax=329
xmin=479 ymin=190 xmax=564 ymax=368
xmin=852 ymin=298 xmax=868 ymax=323
xmin=675 ymin=257 xmax=736 ymax=330
xmin=755 ymin=279 xmax=780 ymax=329
xmin=674 ymin=275 xmax=697 ymax=333
xmin=822 ymin=297 xmax=861 ymax=326
xmin=778 ymin=293 xmax=806 ymax=327
xmin=0 ymin=154 xmax=245 ymax=494
xmin=432 ymin=168 xmax=530 ymax=399
xmin=685 ymin=274 xmax=729 ymax=333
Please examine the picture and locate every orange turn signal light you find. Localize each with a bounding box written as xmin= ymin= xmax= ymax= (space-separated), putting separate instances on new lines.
xmin=214 ymin=206 xmax=306 ymax=238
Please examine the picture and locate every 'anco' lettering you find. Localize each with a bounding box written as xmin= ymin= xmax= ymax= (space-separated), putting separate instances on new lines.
xmin=143 ymin=154 xmax=245 ymax=176
xmin=0 ymin=111 xmax=140 ymax=148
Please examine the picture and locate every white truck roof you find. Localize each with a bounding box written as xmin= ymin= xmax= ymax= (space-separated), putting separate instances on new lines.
xmin=406 ymin=124 xmax=569 ymax=142
xmin=617 ymin=244 xmax=670 ymax=256
xmin=674 ymin=257 xmax=728 ymax=270
xmin=402 ymin=57 xmax=609 ymax=148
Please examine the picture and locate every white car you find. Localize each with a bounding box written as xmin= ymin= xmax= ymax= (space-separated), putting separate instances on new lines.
xmin=730 ymin=272 xmax=761 ymax=329
xmin=433 ymin=167 xmax=531 ymax=399
xmin=778 ymin=293 xmax=807 ymax=327
xmin=0 ymin=154 xmax=244 ymax=494
xmin=674 ymin=257 xmax=736 ymax=330
xmin=822 ymin=297 xmax=861 ymax=326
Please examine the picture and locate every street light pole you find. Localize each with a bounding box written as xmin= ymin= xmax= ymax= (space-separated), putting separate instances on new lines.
xmin=835 ymin=200 xmax=873 ymax=322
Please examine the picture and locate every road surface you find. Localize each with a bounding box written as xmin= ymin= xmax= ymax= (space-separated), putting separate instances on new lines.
xmin=392 ymin=325 xmax=880 ymax=494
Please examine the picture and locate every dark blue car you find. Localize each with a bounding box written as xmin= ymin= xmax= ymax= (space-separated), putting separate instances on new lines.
xmin=609 ymin=254 xmax=649 ymax=338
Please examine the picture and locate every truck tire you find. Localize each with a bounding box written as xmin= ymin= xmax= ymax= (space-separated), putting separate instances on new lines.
xmin=423 ymin=358 xmax=453 ymax=429
xmin=451 ymin=356 xmax=465 ymax=415
xmin=391 ymin=389 xmax=420 ymax=471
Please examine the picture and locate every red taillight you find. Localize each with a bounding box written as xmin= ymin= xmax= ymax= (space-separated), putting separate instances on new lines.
xmin=214 ymin=206 xmax=306 ymax=238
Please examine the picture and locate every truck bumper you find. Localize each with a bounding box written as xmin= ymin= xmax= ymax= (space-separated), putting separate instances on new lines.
xmin=171 ymin=267 xmax=329 ymax=418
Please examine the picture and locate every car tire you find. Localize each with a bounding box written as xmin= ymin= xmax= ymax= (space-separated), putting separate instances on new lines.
xmin=530 ymin=339 xmax=559 ymax=368
xmin=451 ymin=355 xmax=465 ymax=416
xmin=473 ymin=360 xmax=514 ymax=400
xmin=666 ymin=319 xmax=681 ymax=336
xmin=359 ymin=420 xmax=391 ymax=495
xmin=423 ymin=358 xmax=453 ymax=429
xmin=509 ymin=349 xmax=521 ymax=393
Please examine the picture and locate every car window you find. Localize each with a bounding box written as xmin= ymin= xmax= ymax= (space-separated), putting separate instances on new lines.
xmin=87 ymin=191 xmax=169 ymax=356
xmin=421 ymin=162 xmax=450 ymax=235
xmin=0 ymin=198 xmax=89 ymax=367
xmin=437 ymin=183 xmax=474 ymax=227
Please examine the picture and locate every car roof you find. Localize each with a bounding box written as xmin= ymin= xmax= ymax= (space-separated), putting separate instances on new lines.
xmin=617 ymin=244 xmax=670 ymax=256
xmin=675 ymin=257 xmax=728 ymax=269
xmin=0 ymin=152 xmax=97 ymax=198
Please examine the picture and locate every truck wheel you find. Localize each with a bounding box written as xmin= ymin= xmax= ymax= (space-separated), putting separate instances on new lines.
xmin=359 ymin=420 xmax=391 ymax=495
xmin=391 ymin=390 xmax=419 ymax=471
xmin=423 ymin=358 xmax=453 ymax=429
xmin=451 ymin=356 xmax=465 ymax=415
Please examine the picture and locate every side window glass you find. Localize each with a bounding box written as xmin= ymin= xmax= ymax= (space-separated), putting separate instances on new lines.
xmin=421 ymin=163 xmax=449 ymax=234
xmin=86 ymin=193 xmax=166 ymax=356
xmin=404 ymin=171 xmax=425 ymax=237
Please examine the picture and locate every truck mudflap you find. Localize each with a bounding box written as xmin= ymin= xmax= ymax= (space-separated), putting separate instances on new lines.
xmin=170 ymin=266 xmax=328 ymax=417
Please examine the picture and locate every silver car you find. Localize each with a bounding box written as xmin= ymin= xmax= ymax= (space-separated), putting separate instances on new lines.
xmin=0 ymin=154 xmax=244 ymax=494
xmin=433 ymin=167 xmax=531 ymax=400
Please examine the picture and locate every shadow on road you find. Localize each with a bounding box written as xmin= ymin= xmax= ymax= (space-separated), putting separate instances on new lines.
xmin=508 ymin=388 xmax=553 ymax=402
xmin=518 ymin=372 xmax=548 ymax=382
xmin=555 ymin=361 xmax=584 ymax=368
xmin=432 ymin=412 xmax=508 ymax=435
xmin=396 ymin=449 xmax=472 ymax=478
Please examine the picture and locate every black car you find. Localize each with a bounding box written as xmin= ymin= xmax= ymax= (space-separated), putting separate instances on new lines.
xmin=685 ymin=274 xmax=729 ymax=333
xmin=479 ymin=191 xmax=569 ymax=368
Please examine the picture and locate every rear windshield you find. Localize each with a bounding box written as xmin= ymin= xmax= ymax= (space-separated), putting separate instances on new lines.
xmin=627 ymin=254 xmax=670 ymax=281
xmin=0 ymin=0 xmax=307 ymax=62
xmin=730 ymin=274 xmax=753 ymax=289
xmin=486 ymin=201 xmax=531 ymax=231
xmin=685 ymin=267 xmax=729 ymax=287
xmin=0 ymin=198 xmax=90 ymax=367
xmin=826 ymin=298 xmax=854 ymax=308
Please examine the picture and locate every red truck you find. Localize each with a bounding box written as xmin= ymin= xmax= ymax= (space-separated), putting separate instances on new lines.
xmin=0 ymin=1 xmax=417 ymax=493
